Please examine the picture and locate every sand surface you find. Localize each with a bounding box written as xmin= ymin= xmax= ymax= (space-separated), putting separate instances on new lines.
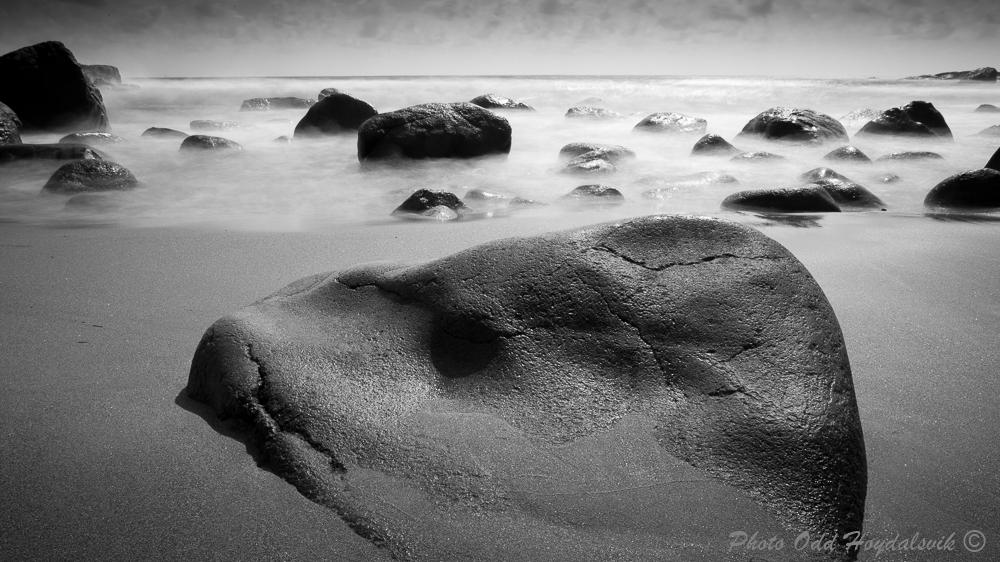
xmin=0 ymin=211 xmax=997 ymax=560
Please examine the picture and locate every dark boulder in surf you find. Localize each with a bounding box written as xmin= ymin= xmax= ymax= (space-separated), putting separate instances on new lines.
xmin=809 ymin=178 xmax=887 ymax=210
xmin=987 ymin=146 xmax=1000 ymax=172
xmin=0 ymin=41 xmax=111 ymax=133
xmin=469 ymin=94 xmax=535 ymax=112
xmin=800 ymin=167 xmax=851 ymax=183
xmin=294 ymin=90 xmax=377 ymax=137
xmin=0 ymin=143 xmax=103 ymax=164
xmin=41 ymin=159 xmax=139 ymax=194
xmin=632 ymin=112 xmax=707 ymax=135
xmin=558 ymin=142 xmax=634 ymax=162
xmin=240 ymin=97 xmax=315 ymax=111
xmin=180 ymin=135 xmax=243 ymax=151
xmin=690 ymin=134 xmax=740 ymax=156
xmin=391 ymin=189 xmax=467 ymax=220
xmin=824 ymin=146 xmax=871 ymax=163
xmin=856 ymin=102 xmax=951 ymax=139
xmin=141 ymin=127 xmax=188 ymax=140
xmin=735 ymin=107 xmax=848 ymax=143
xmin=59 ymin=131 xmax=126 ymax=145
xmin=186 ymin=214 xmax=866 ymax=561
xmin=722 ymin=185 xmax=842 ymax=213
xmin=357 ymin=103 xmax=511 ymax=162
xmin=0 ymin=102 xmax=22 ymax=145
xmin=924 ymin=169 xmax=1000 ymax=208
xmin=565 ymin=107 xmax=624 ymax=120
xmin=559 ymin=184 xmax=624 ymax=204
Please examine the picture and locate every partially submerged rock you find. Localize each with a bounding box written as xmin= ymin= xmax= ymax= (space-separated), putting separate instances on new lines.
xmin=141 ymin=127 xmax=188 ymax=140
xmin=186 ymin=214 xmax=866 ymax=561
xmin=0 ymin=143 xmax=103 ymax=164
xmin=735 ymin=107 xmax=848 ymax=143
xmin=558 ymin=142 xmax=633 ymax=162
xmin=41 ymin=159 xmax=139 ymax=194
xmin=875 ymin=151 xmax=944 ymax=162
xmin=824 ymin=146 xmax=871 ymax=163
xmin=559 ymin=184 xmax=624 ymax=204
xmin=358 ymin=103 xmax=511 ymax=162
xmin=809 ymin=178 xmax=887 ymax=210
xmin=0 ymin=102 xmax=22 ymax=145
xmin=800 ymin=167 xmax=851 ymax=183
xmin=722 ymin=185 xmax=842 ymax=213
xmin=690 ymin=134 xmax=740 ymax=156
xmin=391 ymin=189 xmax=467 ymax=220
xmin=59 ymin=131 xmax=126 ymax=145
xmin=0 ymin=41 xmax=111 ymax=132
xmin=294 ymin=90 xmax=377 ymax=137
xmin=632 ymin=112 xmax=706 ymax=134
xmin=240 ymin=97 xmax=315 ymax=111
xmin=565 ymin=107 xmax=623 ymax=120
xmin=973 ymin=104 xmax=999 ymax=113
xmin=180 ymin=135 xmax=243 ymax=151
xmin=469 ymin=94 xmax=535 ymax=112
xmin=190 ymin=120 xmax=254 ymax=132
xmin=731 ymin=151 xmax=786 ymax=162
xmin=561 ymin=146 xmax=635 ymax=175
xmin=924 ymin=169 xmax=1000 ymax=208
xmin=856 ymin=102 xmax=952 ymax=139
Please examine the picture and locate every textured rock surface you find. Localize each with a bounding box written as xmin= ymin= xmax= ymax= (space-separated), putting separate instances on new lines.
xmin=735 ymin=107 xmax=848 ymax=143
xmin=391 ymin=189 xmax=467 ymax=219
xmin=186 ymin=215 xmax=866 ymax=561
xmin=924 ymin=169 xmax=1000 ymax=208
xmin=875 ymin=151 xmax=943 ymax=162
xmin=824 ymin=146 xmax=871 ymax=163
xmin=632 ymin=112 xmax=706 ymax=134
xmin=558 ymin=142 xmax=633 ymax=162
xmin=561 ymin=146 xmax=635 ymax=175
xmin=731 ymin=151 xmax=785 ymax=162
xmin=565 ymin=107 xmax=623 ymax=120
xmin=722 ymin=185 xmax=842 ymax=212
xmin=0 ymin=102 xmax=22 ymax=145
xmin=559 ymin=184 xmax=624 ymax=202
xmin=141 ymin=127 xmax=188 ymax=139
xmin=190 ymin=120 xmax=253 ymax=132
xmin=855 ymin=102 xmax=951 ymax=139
xmin=294 ymin=90 xmax=377 ymax=137
xmin=59 ymin=132 xmax=126 ymax=145
xmin=41 ymin=159 xmax=139 ymax=194
xmin=180 ymin=135 xmax=243 ymax=151
xmin=809 ymin=178 xmax=887 ymax=210
xmin=0 ymin=143 xmax=103 ymax=164
xmin=357 ymin=103 xmax=511 ymax=162
xmin=690 ymin=134 xmax=740 ymax=156
xmin=839 ymin=109 xmax=881 ymax=127
xmin=240 ymin=97 xmax=315 ymax=111
xmin=0 ymin=41 xmax=111 ymax=133
xmin=469 ymin=94 xmax=535 ymax=111
xmin=800 ymin=167 xmax=851 ymax=183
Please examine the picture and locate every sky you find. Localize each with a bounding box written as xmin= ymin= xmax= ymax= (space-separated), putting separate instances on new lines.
xmin=0 ymin=0 xmax=996 ymax=78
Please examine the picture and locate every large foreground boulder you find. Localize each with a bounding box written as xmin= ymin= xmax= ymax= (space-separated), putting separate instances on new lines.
xmin=294 ymin=90 xmax=377 ymax=137
xmin=0 ymin=41 xmax=111 ymax=133
xmin=735 ymin=107 xmax=848 ymax=143
xmin=41 ymin=160 xmax=138 ymax=194
xmin=187 ymin=215 xmax=866 ymax=561
xmin=0 ymin=102 xmax=22 ymax=145
xmin=357 ymin=102 xmax=511 ymax=162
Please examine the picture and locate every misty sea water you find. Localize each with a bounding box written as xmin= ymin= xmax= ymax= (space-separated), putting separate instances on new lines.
xmin=2 ymin=74 xmax=998 ymax=227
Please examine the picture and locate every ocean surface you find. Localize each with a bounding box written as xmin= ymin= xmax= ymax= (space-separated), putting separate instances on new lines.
xmin=2 ymin=75 xmax=998 ymax=228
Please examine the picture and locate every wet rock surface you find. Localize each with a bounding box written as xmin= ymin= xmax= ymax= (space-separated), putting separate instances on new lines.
xmin=722 ymin=185 xmax=842 ymax=213
xmin=240 ymin=97 xmax=315 ymax=111
xmin=824 ymin=146 xmax=871 ymax=163
xmin=565 ymin=107 xmax=624 ymax=120
xmin=690 ymin=134 xmax=740 ymax=156
xmin=875 ymin=151 xmax=943 ymax=162
xmin=632 ymin=112 xmax=706 ymax=134
xmin=856 ymin=102 xmax=951 ymax=139
xmin=735 ymin=107 xmax=848 ymax=143
xmin=141 ymin=127 xmax=188 ymax=139
xmin=357 ymin=103 xmax=511 ymax=162
xmin=0 ymin=102 xmax=22 ymax=145
xmin=186 ymin=215 xmax=866 ymax=561
xmin=180 ymin=135 xmax=244 ymax=151
xmin=41 ymin=159 xmax=139 ymax=194
xmin=469 ymin=94 xmax=535 ymax=111
xmin=924 ymin=169 xmax=1000 ymax=208
xmin=59 ymin=132 xmax=126 ymax=145
xmin=294 ymin=90 xmax=378 ymax=137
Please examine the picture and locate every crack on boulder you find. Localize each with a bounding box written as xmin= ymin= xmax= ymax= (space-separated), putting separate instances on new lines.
xmin=591 ymin=245 xmax=775 ymax=271
xmin=245 ymin=342 xmax=347 ymax=474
